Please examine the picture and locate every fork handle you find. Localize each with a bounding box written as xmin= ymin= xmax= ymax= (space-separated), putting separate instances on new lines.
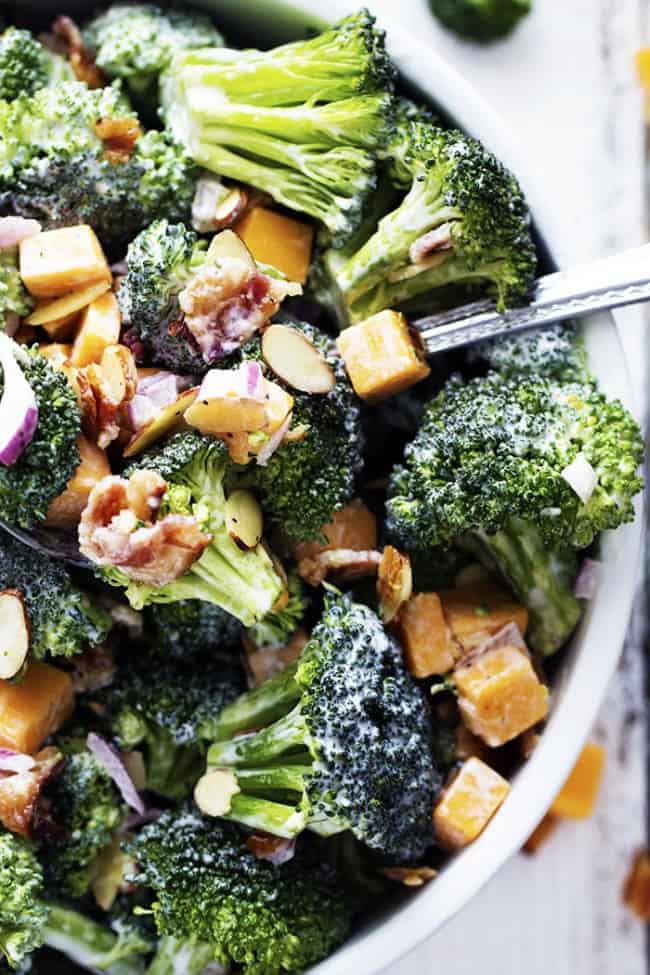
xmin=412 ymin=243 xmax=650 ymax=355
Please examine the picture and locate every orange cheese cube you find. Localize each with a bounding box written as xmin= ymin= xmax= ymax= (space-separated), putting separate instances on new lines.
xmin=398 ymin=592 xmax=457 ymax=677
xmin=235 ymin=207 xmax=313 ymax=284
xmin=71 ymin=291 xmax=121 ymax=367
xmin=0 ymin=662 xmax=74 ymax=754
xmin=454 ymin=644 xmax=549 ymax=747
xmin=550 ymin=742 xmax=605 ymax=820
xmin=19 ymin=225 xmax=111 ymax=298
xmin=439 ymin=580 xmax=528 ymax=652
xmin=292 ymin=499 xmax=378 ymax=561
xmin=433 ymin=757 xmax=510 ymax=849
xmin=337 ymin=310 xmax=430 ymax=404
xmin=45 ymin=436 xmax=111 ymax=529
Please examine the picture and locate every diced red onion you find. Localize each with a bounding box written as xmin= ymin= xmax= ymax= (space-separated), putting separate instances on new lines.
xmin=408 ymin=222 xmax=454 ymax=264
xmin=86 ymin=732 xmax=145 ymax=814
xmin=0 ymin=217 xmax=41 ymax=250
xmin=137 ymin=374 xmax=179 ymax=409
xmin=244 ymin=361 xmax=264 ymax=398
xmin=476 ymin=622 xmax=527 ymax=656
xmin=198 ymin=363 xmax=267 ymax=404
xmin=110 ymin=260 xmax=128 ymax=275
xmin=121 ymin=807 xmax=162 ymax=832
xmin=0 ymin=335 xmax=38 ymax=465
xmin=561 ymin=453 xmax=597 ymax=505
xmin=256 ymin=411 xmax=292 ymax=467
xmin=574 ymin=558 xmax=602 ymax=600
xmin=127 ymin=395 xmax=157 ymax=431
xmin=0 ymin=748 xmax=35 ymax=774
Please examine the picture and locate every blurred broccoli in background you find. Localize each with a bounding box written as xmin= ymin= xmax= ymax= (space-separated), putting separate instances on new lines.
xmin=0 ymin=534 xmax=112 ymax=663
xmin=84 ymin=4 xmax=222 ymax=98
xmin=314 ymin=117 xmax=536 ymax=325
xmin=0 ymin=249 xmax=33 ymax=330
xmin=0 ymin=27 xmax=72 ymax=101
xmin=0 ymin=344 xmax=81 ymax=529
xmin=429 ymin=0 xmax=532 ymax=42
xmin=160 ymin=11 xmax=394 ymax=243
xmin=128 ymin=808 xmax=351 ymax=975
xmin=0 ymin=81 xmax=197 ymax=252
xmin=470 ymin=323 xmax=587 ymax=381
xmin=146 ymin=600 xmax=242 ymax=659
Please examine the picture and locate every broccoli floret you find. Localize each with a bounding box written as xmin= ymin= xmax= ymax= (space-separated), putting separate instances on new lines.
xmin=471 ymin=323 xmax=588 ymax=381
xmin=205 ymin=593 xmax=437 ymax=862
xmin=0 ymin=81 xmax=197 ymax=252
xmin=0 ymin=27 xmax=72 ymax=101
xmin=145 ymin=600 xmax=242 ymax=659
xmin=387 ymin=371 xmax=644 ymax=653
xmin=127 ymin=808 xmax=351 ymax=975
xmin=42 ymin=904 xmax=151 ymax=975
xmin=318 ymin=119 xmax=536 ymax=324
xmin=146 ymin=935 xmax=214 ymax=975
xmin=0 ymin=832 xmax=47 ymax=970
xmin=160 ymin=11 xmax=393 ymax=244
xmin=41 ymin=741 xmax=124 ymax=899
xmin=107 ymin=431 xmax=282 ymax=626
xmin=246 ymin=573 xmax=308 ymax=650
xmin=117 ymin=220 xmax=208 ymax=373
xmin=0 ymin=534 xmax=112 ymax=663
xmin=103 ymin=646 xmax=244 ymax=799
xmin=84 ymin=4 xmax=222 ymax=97
xmin=0 ymin=344 xmax=81 ymax=529
xmin=429 ymin=0 xmax=532 ymax=42
xmin=225 ymin=321 xmax=363 ymax=542
xmin=0 ymin=249 xmax=33 ymax=330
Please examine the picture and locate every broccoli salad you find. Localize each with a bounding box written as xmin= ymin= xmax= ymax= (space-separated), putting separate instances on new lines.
xmin=0 ymin=5 xmax=643 ymax=975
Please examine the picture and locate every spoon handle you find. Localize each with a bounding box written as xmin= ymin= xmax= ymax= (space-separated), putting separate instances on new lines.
xmin=412 ymin=243 xmax=650 ymax=355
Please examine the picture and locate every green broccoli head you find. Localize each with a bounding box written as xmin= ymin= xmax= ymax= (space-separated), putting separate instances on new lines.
xmin=0 ymin=81 xmax=197 ymax=252
xmin=429 ymin=0 xmax=532 ymax=42
xmin=322 ymin=120 xmax=536 ymax=323
xmin=207 ymin=593 xmax=438 ymax=862
xmin=117 ymin=219 xmax=207 ymax=373
xmin=0 ymin=249 xmax=33 ymax=330
xmin=160 ymin=11 xmax=393 ymax=244
xmin=225 ymin=321 xmax=363 ymax=542
xmin=246 ymin=572 xmax=308 ymax=650
xmin=84 ymin=4 xmax=223 ymax=96
xmin=40 ymin=741 xmax=123 ymax=899
xmin=108 ymin=431 xmax=283 ymax=625
xmin=42 ymin=902 xmax=152 ymax=975
xmin=127 ymin=808 xmax=351 ymax=975
xmin=103 ymin=645 xmax=244 ymax=799
xmin=0 ymin=831 xmax=47 ymax=970
xmin=0 ymin=534 xmax=112 ymax=663
xmin=0 ymin=27 xmax=72 ymax=101
xmin=471 ymin=324 xmax=588 ymax=381
xmin=145 ymin=600 xmax=242 ymax=659
xmin=0 ymin=345 xmax=81 ymax=529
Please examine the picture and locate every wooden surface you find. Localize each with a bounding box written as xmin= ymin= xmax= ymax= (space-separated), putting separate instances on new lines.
xmin=366 ymin=1 xmax=650 ymax=973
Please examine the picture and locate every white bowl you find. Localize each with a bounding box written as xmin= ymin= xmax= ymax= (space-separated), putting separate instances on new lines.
xmin=197 ymin=3 xmax=643 ymax=972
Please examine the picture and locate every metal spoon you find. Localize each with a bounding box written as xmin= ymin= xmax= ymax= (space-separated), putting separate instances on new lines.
xmin=3 ymin=242 xmax=650 ymax=566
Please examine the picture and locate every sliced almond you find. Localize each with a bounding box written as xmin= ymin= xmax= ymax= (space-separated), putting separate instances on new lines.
xmin=25 ymin=280 xmax=111 ymax=326
xmin=0 ymin=590 xmax=30 ymax=679
xmin=213 ymin=188 xmax=249 ymax=230
xmin=123 ymin=387 xmax=198 ymax=457
xmin=100 ymin=345 xmax=138 ymax=405
xmin=262 ymin=378 xmax=294 ymax=434
xmin=205 ymin=228 xmax=256 ymax=268
xmin=382 ymin=866 xmax=437 ymax=887
xmin=262 ymin=325 xmax=335 ymax=394
xmin=377 ymin=545 xmax=413 ymax=624
xmin=194 ymin=768 xmax=240 ymax=817
xmin=225 ymin=490 xmax=263 ymax=550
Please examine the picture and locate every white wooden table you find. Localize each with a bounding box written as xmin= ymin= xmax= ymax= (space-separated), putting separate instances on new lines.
xmin=366 ymin=1 xmax=649 ymax=973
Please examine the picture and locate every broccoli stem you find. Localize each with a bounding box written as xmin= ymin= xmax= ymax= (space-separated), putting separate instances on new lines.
xmin=225 ymin=792 xmax=307 ymax=838
xmin=467 ymin=517 xmax=582 ymax=656
xmin=146 ymin=936 xmax=213 ymax=975
xmin=208 ymin=706 xmax=309 ymax=767
xmin=42 ymin=904 xmax=146 ymax=975
xmin=214 ymin=661 xmax=302 ymax=740
xmin=146 ymin=734 xmax=203 ymax=800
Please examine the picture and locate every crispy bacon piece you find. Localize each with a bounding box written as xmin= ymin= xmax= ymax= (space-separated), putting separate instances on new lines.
xmin=96 ymin=117 xmax=143 ymax=164
xmin=79 ymin=474 xmax=211 ymax=586
xmin=52 ymin=16 xmax=105 ymax=88
xmin=0 ymin=747 xmax=63 ymax=838
xmin=246 ymin=831 xmax=295 ymax=865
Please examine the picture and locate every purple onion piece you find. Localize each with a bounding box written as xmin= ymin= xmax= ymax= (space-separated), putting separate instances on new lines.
xmin=574 ymin=558 xmax=602 ymax=600
xmin=86 ymin=732 xmax=145 ymax=814
xmin=121 ymin=807 xmax=163 ymax=832
xmin=127 ymin=395 xmax=157 ymax=431
xmin=471 ymin=622 xmax=527 ymax=659
xmin=0 ymin=336 xmax=39 ymax=465
xmin=256 ymin=411 xmax=292 ymax=467
xmin=0 ymin=748 xmax=36 ymax=774
xmin=245 ymin=361 xmax=264 ymax=398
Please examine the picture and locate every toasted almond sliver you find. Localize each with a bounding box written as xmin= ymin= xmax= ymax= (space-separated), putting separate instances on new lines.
xmin=25 ymin=280 xmax=111 ymax=326
xmin=262 ymin=324 xmax=335 ymax=394
xmin=382 ymin=866 xmax=437 ymax=887
xmin=377 ymin=545 xmax=412 ymax=624
xmin=0 ymin=589 xmax=30 ymax=679
xmin=225 ymin=490 xmax=263 ymax=550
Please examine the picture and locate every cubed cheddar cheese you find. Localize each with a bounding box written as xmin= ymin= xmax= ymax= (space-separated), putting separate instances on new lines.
xmin=292 ymin=499 xmax=378 ymax=561
xmin=45 ymin=435 xmax=111 ymax=529
xmin=336 ymin=310 xmax=430 ymax=404
xmin=19 ymin=225 xmax=111 ymax=298
xmin=398 ymin=593 xmax=457 ymax=677
xmin=0 ymin=662 xmax=75 ymax=754
xmin=71 ymin=291 xmax=121 ymax=367
xmin=438 ymin=580 xmax=528 ymax=652
xmin=550 ymin=742 xmax=605 ymax=820
xmin=454 ymin=644 xmax=549 ymax=747
xmin=235 ymin=207 xmax=313 ymax=284
xmin=433 ymin=757 xmax=510 ymax=849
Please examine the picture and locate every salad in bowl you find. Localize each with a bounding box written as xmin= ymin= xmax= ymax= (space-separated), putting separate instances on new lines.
xmin=0 ymin=5 xmax=643 ymax=975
